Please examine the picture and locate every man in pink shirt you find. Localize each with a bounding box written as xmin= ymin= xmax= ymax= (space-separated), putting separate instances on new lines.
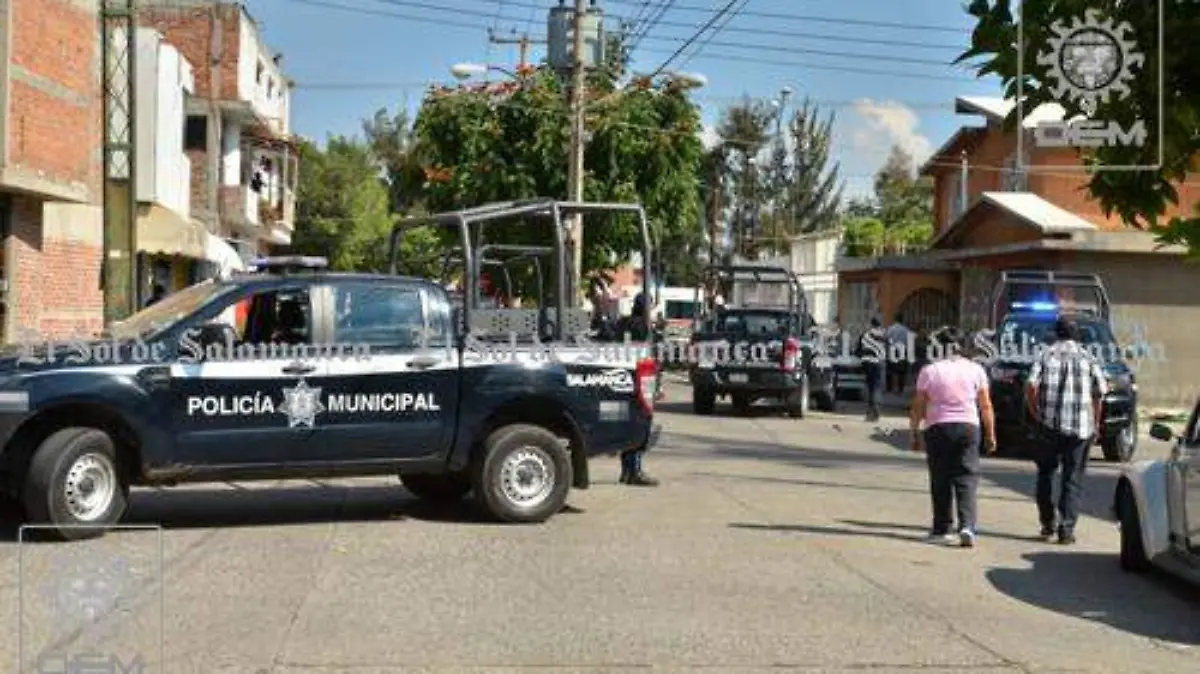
xmin=909 ymin=327 xmax=997 ymax=547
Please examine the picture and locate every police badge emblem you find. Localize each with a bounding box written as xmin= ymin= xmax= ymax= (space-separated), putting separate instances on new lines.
xmin=279 ymin=379 xmax=325 ymax=428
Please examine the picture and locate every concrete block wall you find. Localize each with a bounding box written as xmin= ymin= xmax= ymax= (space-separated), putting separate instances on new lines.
xmin=1060 ymin=251 xmax=1200 ymax=410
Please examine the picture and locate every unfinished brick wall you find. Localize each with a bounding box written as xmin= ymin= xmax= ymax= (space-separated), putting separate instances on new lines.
xmin=7 ymin=197 xmax=104 ymax=340
xmin=2 ymin=0 xmax=105 ymax=341
xmin=9 ymin=0 xmax=102 ymax=196
xmin=139 ymin=3 xmax=241 ymax=101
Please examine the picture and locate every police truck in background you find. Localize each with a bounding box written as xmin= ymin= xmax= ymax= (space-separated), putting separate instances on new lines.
xmin=982 ymin=270 xmax=1139 ymax=462
xmin=0 ymin=199 xmax=662 ymax=540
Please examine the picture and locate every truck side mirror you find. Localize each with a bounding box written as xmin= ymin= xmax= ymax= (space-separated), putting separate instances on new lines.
xmin=1149 ymin=422 xmax=1174 ymax=442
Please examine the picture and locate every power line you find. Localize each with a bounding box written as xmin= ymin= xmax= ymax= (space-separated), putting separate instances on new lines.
xmin=604 ymin=0 xmax=968 ymax=33
xmin=676 ymin=0 xmax=747 ymax=71
xmin=627 ymin=0 xmax=679 ymax=55
xmin=299 ymin=0 xmax=967 ymax=70
xmin=283 ymin=0 xmax=981 ymax=81
xmin=500 ymin=0 xmax=970 ymax=47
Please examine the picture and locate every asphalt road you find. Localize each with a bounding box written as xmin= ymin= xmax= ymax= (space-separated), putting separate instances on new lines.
xmin=1 ymin=381 xmax=1199 ymax=673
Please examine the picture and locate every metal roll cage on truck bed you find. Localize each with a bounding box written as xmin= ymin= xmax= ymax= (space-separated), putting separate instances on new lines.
xmin=0 ymin=199 xmax=661 ymax=541
xmin=389 ymin=199 xmax=654 ymax=341
xmin=686 ymin=264 xmax=836 ymax=416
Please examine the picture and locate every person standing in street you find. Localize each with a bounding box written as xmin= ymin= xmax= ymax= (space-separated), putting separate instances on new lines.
xmin=885 ymin=313 xmax=912 ymax=394
xmin=910 ymin=327 xmax=997 ymax=547
xmin=858 ymin=317 xmax=887 ymax=422
xmin=1025 ymin=316 xmax=1108 ymax=545
xmin=617 ymin=292 xmax=659 ymax=487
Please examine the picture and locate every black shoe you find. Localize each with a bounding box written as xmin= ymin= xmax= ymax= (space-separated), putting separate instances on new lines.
xmin=1040 ymin=525 xmax=1056 ymax=542
xmin=625 ymin=472 xmax=659 ymax=487
xmin=1057 ymin=531 xmax=1076 ymax=545
xmin=619 ymin=472 xmax=630 ymax=484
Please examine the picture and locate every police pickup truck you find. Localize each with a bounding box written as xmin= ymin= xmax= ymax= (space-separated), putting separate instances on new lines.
xmin=983 ymin=271 xmax=1138 ymax=461
xmin=688 ymin=265 xmax=836 ymax=416
xmin=0 ymin=199 xmax=661 ymax=540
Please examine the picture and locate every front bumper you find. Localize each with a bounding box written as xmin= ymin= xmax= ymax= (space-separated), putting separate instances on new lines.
xmin=690 ymin=366 xmax=807 ymax=396
xmin=991 ymin=381 xmax=1137 ymax=438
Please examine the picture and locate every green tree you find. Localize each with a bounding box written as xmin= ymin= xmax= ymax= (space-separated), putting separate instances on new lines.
xmin=714 ymin=98 xmax=774 ymax=259
xmin=959 ymin=0 xmax=1200 ymax=253
xmin=410 ymin=67 xmax=705 ymax=286
xmin=292 ymin=137 xmax=439 ymax=274
xmin=362 ymin=108 xmax=425 ymax=213
xmin=838 ymin=145 xmax=934 ymax=256
xmin=841 ymin=217 xmax=885 ymax=257
xmin=778 ymin=98 xmax=844 ymax=242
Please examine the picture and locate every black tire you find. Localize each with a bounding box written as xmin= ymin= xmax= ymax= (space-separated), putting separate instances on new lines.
xmin=22 ymin=428 xmax=128 ymax=541
xmin=814 ymin=390 xmax=836 ymax=412
xmin=472 ymin=424 xmax=571 ymax=523
xmin=731 ymin=393 xmax=751 ymax=415
xmin=786 ymin=377 xmax=810 ymax=418
xmin=1118 ymin=486 xmax=1151 ymax=573
xmin=1102 ymin=419 xmax=1137 ymax=462
xmin=693 ymin=386 xmax=715 ymax=415
xmin=400 ymin=472 xmax=472 ymax=502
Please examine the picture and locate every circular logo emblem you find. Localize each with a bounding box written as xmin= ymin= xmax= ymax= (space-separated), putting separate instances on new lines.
xmin=1036 ymin=9 xmax=1144 ymax=117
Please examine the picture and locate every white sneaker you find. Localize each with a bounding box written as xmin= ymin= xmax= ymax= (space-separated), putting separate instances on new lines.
xmin=927 ymin=532 xmax=957 ymax=545
xmin=959 ymin=529 xmax=976 ymax=548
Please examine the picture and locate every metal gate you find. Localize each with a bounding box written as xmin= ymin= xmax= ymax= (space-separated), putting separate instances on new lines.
xmin=896 ymin=288 xmax=958 ymax=333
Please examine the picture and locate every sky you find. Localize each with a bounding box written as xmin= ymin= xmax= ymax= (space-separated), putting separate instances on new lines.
xmin=242 ymin=0 xmax=1005 ymax=198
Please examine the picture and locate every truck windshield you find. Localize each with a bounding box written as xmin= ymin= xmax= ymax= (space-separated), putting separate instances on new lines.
xmin=705 ymin=311 xmax=794 ymax=336
xmin=997 ymin=316 xmax=1119 ymax=359
xmin=106 ymin=281 xmax=235 ymax=341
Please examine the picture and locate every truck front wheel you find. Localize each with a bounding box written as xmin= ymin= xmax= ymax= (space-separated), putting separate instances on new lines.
xmin=473 ymin=424 xmax=572 ymax=523
xmin=400 ymin=473 xmax=471 ymax=502
xmin=22 ymin=428 xmax=128 ymax=541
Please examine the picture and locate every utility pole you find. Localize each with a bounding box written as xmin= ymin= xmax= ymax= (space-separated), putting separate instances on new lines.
xmin=208 ymin=4 xmax=224 ymax=240
xmin=488 ymin=28 xmax=545 ymax=69
xmin=566 ymin=0 xmax=587 ymax=301
xmin=101 ymin=0 xmax=138 ymax=323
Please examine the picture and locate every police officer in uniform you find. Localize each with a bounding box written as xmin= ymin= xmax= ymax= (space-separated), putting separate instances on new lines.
xmin=617 ymin=292 xmax=659 ymax=486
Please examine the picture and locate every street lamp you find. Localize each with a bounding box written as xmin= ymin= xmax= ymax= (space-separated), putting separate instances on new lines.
xmin=450 ymin=62 xmax=520 ymax=81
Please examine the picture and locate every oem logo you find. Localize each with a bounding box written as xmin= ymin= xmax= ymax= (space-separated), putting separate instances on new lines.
xmin=1034 ymin=8 xmax=1147 ymax=149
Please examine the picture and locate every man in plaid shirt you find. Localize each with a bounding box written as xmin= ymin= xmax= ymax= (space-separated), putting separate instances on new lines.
xmin=1025 ymin=315 xmax=1108 ymax=545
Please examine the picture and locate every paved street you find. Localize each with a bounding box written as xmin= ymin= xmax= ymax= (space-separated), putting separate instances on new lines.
xmin=1 ymin=380 xmax=1199 ymax=673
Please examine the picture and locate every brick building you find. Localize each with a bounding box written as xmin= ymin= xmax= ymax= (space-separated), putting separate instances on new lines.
xmin=837 ymin=95 xmax=1200 ymax=407
xmin=0 ymin=0 xmax=106 ymax=341
xmin=141 ymin=1 xmax=297 ymax=263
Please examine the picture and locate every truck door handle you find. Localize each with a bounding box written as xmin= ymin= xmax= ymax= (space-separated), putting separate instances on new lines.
xmin=137 ymin=365 xmax=171 ymax=390
xmin=282 ymin=362 xmax=316 ymax=375
xmin=407 ymin=355 xmax=441 ymax=370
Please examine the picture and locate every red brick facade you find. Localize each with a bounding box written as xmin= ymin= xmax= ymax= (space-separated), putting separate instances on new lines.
xmin=139 ymin=3 xmax=242 ymax=102
xmin=2 ymin=0 xmax=105 ymax=342
xmin=926 ymin=121 xmax=1200 ymax=236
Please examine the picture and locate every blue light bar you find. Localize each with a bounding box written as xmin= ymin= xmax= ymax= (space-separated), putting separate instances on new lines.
xmin=1011 ymin=301 xmax=1058 ymax=313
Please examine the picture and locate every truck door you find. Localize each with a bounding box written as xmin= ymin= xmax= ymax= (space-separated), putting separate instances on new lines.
xmin=300 ymin=281 xmax=461 ymax=463
xmin=1182 ymin=405 xmax=1200 ymax=553
xmin=168 ymin=284 xmax=328 ymax=466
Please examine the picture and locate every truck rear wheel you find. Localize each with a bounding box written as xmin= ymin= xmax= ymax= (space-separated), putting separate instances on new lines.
xmin=1102 ymin=420 xmax=1137 ymax=462
xmin=472 ymin=424 xmax=571 ymax=523
xmin=400 ymin=473 xmax=471 ymax=502
xmin=22 ymin=428 xmax=128 ymax=541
